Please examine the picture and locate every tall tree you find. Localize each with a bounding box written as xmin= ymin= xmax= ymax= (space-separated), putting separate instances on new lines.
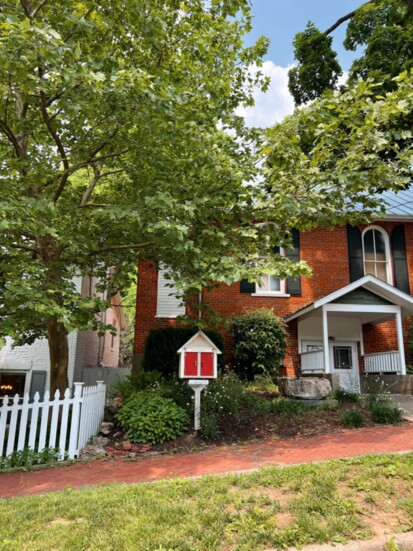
xmin=288 ymin=0 xmax=413 ymax=105
xmin=0 ymin=0 xmax=276 ymax=393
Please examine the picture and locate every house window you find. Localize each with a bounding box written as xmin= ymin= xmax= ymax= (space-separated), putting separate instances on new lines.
xmin=0 ymin=372 xmax=26 ymax=397
xmin=253 ymin=249 xmax=288 ymax=296
xmin=156 ymin=268 xmax=185 ymax=318
xmin=362 ymin=226 xmax=392 ymax=283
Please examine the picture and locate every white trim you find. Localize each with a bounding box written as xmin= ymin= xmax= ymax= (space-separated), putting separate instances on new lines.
xmin=285 ymin=274 xmax=413 ymax=322
xmin=362 ymin=225 xmax=393 ymax=285
xmin=322 ymin=307 xmax=330 ymax=374
xmin=395 ymin=309 xmax=407 ymax=375
xmin=324 ymin=304 xmax=399 ymax=313
xmin=251 ymin=293 xmax=290 ymax=298
xmin=177 ymin=330 xmax=222 ymax=354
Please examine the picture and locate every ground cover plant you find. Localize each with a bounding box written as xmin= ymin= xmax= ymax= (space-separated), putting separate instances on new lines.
xmin=0 ymin=453 xmax=412 ymax=550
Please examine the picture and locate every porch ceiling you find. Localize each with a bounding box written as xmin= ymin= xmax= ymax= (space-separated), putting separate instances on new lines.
xmin=285 ymin=275 xmax=413 ymax=324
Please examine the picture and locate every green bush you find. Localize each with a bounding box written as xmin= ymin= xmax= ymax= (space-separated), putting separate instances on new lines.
xmin=116 ymin=392 xmax=189 ymax=444
xmin=270 ymin=399 xmax=309 ymax=416
xmin=115 ymin=371 xmax=162 ymax=399
xmin=335 ymin=388 xmax=360 ymax=404
xmin=231 ymin=308 xmax=287 ymax=380
xmin=158 ymin=378 xmax=194 ymax=414
xmin=341 ymin=409 xmax=365 ymax=428
xmin=200 ymin=374 xmax=271 ymax=439
xmin=370 ymin=398 xmax=403 ymax=424
xmin=143 ymin=327 xmax=224 ymax=378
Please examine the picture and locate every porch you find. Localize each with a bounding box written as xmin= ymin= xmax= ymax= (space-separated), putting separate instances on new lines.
xmin=285 ymin=275 xmax=413 ymax=392
xmin=301 ymin=349 xmax=403 ymax=375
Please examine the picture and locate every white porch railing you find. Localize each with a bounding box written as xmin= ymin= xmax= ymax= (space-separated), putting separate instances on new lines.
xmin=363 ymin=351 xmax=401 ymax=374
xmin=300 ymin=349 xmax=325 ymax=373
xmin=0 ymin=381 xmax=106 ymax=461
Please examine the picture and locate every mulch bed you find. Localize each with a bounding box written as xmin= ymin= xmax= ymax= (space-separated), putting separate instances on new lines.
xmin=102 ymin=398 xmax=400 ymax=459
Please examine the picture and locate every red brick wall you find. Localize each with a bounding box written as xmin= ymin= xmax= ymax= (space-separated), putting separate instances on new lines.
xmin=134 ymin=223 xmax=413 ymax=373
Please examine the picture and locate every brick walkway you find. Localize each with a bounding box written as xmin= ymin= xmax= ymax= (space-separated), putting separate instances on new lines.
xmin=1 ymin=424 xmax=412 ymax=499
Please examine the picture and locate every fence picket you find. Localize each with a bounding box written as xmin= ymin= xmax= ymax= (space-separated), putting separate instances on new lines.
xmin=17 ymin=393 xmax=30 ymax=451
xmin=6 ymin=395 xmax=20 ymax=456
xmin=0 ymin=396 xmax=9 ymax=457
xmin=37 ymin=391 xmax=50 ymax=452
xmin=58 ymin=389 xmax=71 ymax=460
xmin=48 ymin=390 xmax=60 ymax=450
xmin=28 ymin=392 xmax=40 ymax=450
xmin=1 ymin=382 xmax=106 ymax=461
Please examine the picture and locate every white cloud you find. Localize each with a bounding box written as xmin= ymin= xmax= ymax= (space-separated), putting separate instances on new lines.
xmin=237 ymin=61 xmax=295 ymax=128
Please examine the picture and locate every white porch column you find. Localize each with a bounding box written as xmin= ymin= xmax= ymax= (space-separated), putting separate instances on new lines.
xmin=322 ymin=306 xmax=330 ymax=373
xmin=395 ymin=309 xmax=407 ymax=375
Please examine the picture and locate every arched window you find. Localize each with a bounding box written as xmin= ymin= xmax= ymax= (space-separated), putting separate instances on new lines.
xmin=362 ymin=226 xmax=392 ymax=283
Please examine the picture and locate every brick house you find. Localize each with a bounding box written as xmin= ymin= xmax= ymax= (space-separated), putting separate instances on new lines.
xmin=134 ymin=189 xmax=413 ymax=393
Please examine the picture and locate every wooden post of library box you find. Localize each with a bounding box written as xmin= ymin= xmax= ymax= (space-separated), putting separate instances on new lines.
xmin=178 ymin=331 xmax=221 ymax=430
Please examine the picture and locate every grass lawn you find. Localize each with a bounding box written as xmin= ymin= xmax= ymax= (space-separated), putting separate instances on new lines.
xmin=1 ymin=453 xmax=412 ymax=550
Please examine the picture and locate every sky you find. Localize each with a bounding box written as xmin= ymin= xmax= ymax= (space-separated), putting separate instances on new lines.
xmin=239 ymin=0 xmax=364 ymax=127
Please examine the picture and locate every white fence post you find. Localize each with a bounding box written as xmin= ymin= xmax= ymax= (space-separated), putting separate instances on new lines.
xmin=68 ymin=383 xmax=84 ymax=459
xmin=0 ymin=382 xmax=106 ymax=462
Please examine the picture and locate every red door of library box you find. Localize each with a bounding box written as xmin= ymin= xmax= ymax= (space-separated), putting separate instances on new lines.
xmin=184 ymin=352 xmax=214 ymax=377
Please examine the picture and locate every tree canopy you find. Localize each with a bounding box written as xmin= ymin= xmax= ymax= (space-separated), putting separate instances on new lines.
xmin=288 ymin=0 xmax=413 ymax=105
xmin=0 ymin=0 xmax=278 ymax=391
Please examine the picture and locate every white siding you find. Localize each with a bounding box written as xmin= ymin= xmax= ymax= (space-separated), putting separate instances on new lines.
xmin=156 ymin=269 xmax=185 ymax=318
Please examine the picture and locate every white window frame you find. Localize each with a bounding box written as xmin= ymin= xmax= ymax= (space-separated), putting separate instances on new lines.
xmin=156 ymin=267 xmax=186 ymax=318
xmin=252 ymin=248 xmax=290 ymax=297
xmin=362 ymin=225 xmax=393 ymax=285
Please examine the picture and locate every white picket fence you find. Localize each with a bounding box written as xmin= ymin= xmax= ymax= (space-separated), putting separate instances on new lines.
xmin=0 ymin=381 xmax=106 ymax=460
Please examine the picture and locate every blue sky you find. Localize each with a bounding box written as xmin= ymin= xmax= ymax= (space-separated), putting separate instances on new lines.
xmin=239 ymin=1 xmax=364 ymax=127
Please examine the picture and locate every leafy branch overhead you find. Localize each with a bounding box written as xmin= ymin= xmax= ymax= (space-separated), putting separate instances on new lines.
xmin=288 ymin=0 xmax=413 ymax=105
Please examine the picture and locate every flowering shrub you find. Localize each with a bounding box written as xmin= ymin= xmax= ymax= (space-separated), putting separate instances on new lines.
xmin=231 ymin=308 xmax=287 ymax=380
xmin=200 ymin=373 xmax=270 ymax=440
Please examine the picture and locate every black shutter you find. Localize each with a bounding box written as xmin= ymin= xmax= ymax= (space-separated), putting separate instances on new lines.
xmin=391 ymin=225 xmax=410 ymax=294
xmin=347 ymin=224 xmax=364 ymax=282
xmin=286 ymin=229 xmax=301 ymax=295
xmin=240 ymin=279 xmax=255 ymax=293
xmin=29 ymin=370 xmax=47 ymax=401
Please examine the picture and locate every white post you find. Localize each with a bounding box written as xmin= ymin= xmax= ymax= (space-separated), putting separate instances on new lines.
xmin=188 ymin=380 xmax=209 ymax=431
xmin=395 ymin=309 xmax=406 ymax=375
xmin=322 ymin=306 xmax=330 ymax=373
xmin=68 ymin=382 xmax=84 ymax=459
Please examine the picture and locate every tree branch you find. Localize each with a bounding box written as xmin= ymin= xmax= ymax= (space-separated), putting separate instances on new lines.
xmin=0 ymin=120 xmax=22 ymax=158
xmin=39 ymin=69 xmax=70 ymax=202
xmin=31 ymin=0 xmax=49 ymax=19
xmin=323 ymin=2 xmax=372 ymax=36
xmin=80 ymin=163 xmax=102 ymax=206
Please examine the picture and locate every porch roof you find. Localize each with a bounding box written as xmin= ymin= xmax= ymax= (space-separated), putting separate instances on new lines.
xmin=284 ymin=275 xmax=413 ymax=323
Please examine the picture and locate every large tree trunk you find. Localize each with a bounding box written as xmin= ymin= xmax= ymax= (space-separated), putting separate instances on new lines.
xmin=46 ymin=318 xmax=69 ymax=395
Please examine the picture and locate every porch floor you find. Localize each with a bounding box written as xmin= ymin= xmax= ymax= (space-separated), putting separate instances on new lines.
xmin=1 ymin=424 xmax=412 ymax=499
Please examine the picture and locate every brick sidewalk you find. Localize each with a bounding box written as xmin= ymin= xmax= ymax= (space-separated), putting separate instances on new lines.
xmin=1 ymin=424 xmax=412 ymax=499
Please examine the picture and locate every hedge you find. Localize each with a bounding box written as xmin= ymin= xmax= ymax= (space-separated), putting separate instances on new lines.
xmin=143 ymin=327 xmax=224 ymax=378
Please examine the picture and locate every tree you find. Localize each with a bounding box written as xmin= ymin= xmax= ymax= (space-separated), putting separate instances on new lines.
xmin=264 ymin=71 xmax=413 ymax=231
xmin=1 ymin=0 xmax=279 ymax=393
xmin=288 ymin=0 xmax=413 ymax=105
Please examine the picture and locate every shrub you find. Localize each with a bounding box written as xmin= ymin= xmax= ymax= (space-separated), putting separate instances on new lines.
xmin=158 ymin=378 xmax=194 ymax=414
xmin=116 ymin=392 xmax=189 ymax=444
xmin=341 ymin=409 xmax=365 ymax=428
xmin=231 ymin=308 xmax=287 ymax=380
xmin=270 ymin=399 xmax=309 ymax=416
xmin=370 ymin=398 xmax=403 ymax=424
xmin=143 ymin=327 xmax=224 ymax=378
xmin=115 ymin=371 xmax=162 ymax=399
xmin=200 ymin=373 xmax=271 ymax=439
xmin=335 ymin=388 xmax=360 ymax=404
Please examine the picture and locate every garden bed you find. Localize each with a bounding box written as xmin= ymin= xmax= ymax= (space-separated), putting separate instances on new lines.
xmin=101 ymin=381 xmax=407 ymax=459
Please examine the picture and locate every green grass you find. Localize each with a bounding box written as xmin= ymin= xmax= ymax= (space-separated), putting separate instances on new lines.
xmin=1 ymin=454 xmax=412 ymax=550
